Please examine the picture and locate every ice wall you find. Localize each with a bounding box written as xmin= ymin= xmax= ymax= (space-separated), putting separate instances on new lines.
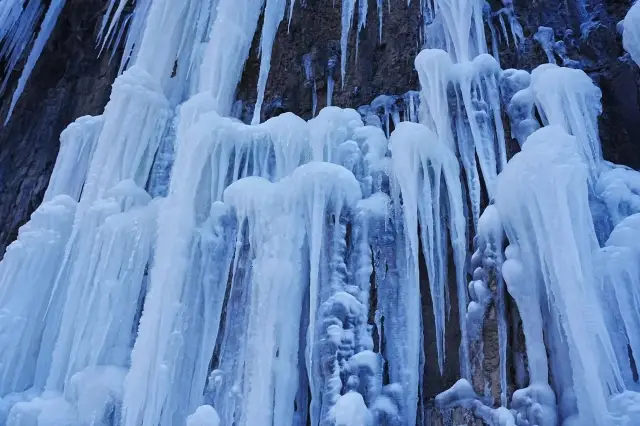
xmin=1 ymin=0 xmax=640 ymax=425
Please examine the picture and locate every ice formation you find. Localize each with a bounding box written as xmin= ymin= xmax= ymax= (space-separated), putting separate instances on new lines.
xmin=1 ymin=0 xmax=640 ymax=426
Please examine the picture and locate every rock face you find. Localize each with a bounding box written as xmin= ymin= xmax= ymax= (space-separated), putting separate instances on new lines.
xmin=0 ymin=0 xmax=638 ymax=423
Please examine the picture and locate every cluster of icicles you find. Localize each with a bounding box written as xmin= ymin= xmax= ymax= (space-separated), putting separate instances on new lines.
xmin=1 ymin=0 xmax=640 ymax=425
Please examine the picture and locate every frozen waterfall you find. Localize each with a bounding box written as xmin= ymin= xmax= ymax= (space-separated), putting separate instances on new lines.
xmin=1 ymin=0 xmax=640 ymax=425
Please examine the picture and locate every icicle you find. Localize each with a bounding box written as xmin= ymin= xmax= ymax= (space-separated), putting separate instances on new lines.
xmin=288 ymin=0 xmax=296 ymax=31
xmin=340 ymin=0 xmax=356 ymax=87
xmin=623 ymin=2 xmax=640 ymax=66
xmin=252 ymin=0 xmax=286 ymax=124
xmin=327 ymin=54 xmax=337 ymax=107
xmin=0 ymin=0 xmax=44 ymax=97
xmin=377 ymin=0 xmax=383 ymax=42
xmin=453 ymin=54 xmax=507 ymax=198
xmin=5 ymin=0 xmax=67 ymax=123
xmin=303 ymin=53 xmax=318 ymax=117
xmin=390 ymin=122 xmax=469 ymax=424
xmin=355 ymin=0 xmax=368 ymax=62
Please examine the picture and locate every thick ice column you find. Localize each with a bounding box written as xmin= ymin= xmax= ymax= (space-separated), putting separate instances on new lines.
xmin=121 ymin=112 xmax=236 ymax=426
xmin=495 ymin=126 xmax=623 ymax=426
xmin=389 ymin=122 xmax=469 ymax=423
xmin=199 ymin=0 xmax=266 ymax=114
xmin=134 ymin=0 xmax=190 ymax=84
xmin=34 ymin=182 xmax=152 ymax=390
xmin=623 ymin=2 xmax=640 ymax=66
xmin=289 ymin=162 xmax=362 ymax=426
xmin=44 ymin=116 xmax=104 ymax=202
xmin=219 ymin=177 xmax=307 ymax=426
xmin=79 ymin=68 xmax=171 ymax=206
xmin=44 ymin=183 xmax=157 ymax=392
xmin=598 ymin=214 xmax=640 ymax=385
xmin=0 ymin=196 xmax=76 ymax=395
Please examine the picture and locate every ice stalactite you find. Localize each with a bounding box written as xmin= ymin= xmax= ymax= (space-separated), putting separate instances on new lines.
xmin=0 ymin=0 xmax=43 ymax=96
xmin=389 ymin=122 xmax=469 ymax=422
xmin=328 ymin=53 xmax=338 ymax=107
xmin=341 ymin=0 xmax=356 ymax=88
xmin=623 ymin=2 xmax=640 ymax=66
xmin=355 ymin=0 xmax=368 ymax=62
xmin=5 ymin=0 xmax=66 ymax=122
xmin=490 ymin=1 xmax=525 ymax=52
xmin=252 ymin=0 xmax=286 ymax=124
xmin=303 ymin=53 xmax=318 ymax=117
xmin=415 ymin=49 xmax=506 ymax=228
xmin=5 ymin=0 xmax=640 ymax=425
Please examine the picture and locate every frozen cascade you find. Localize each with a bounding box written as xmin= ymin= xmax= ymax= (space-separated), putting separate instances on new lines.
xmin=496 ymin=126 xmax=625 ymax=425
xmin=3 ymin=0 xmax=640 ymax=425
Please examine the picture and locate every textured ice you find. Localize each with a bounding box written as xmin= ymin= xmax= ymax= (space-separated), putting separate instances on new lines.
xmin=3 ymin=1 xmax=640 ymax=425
